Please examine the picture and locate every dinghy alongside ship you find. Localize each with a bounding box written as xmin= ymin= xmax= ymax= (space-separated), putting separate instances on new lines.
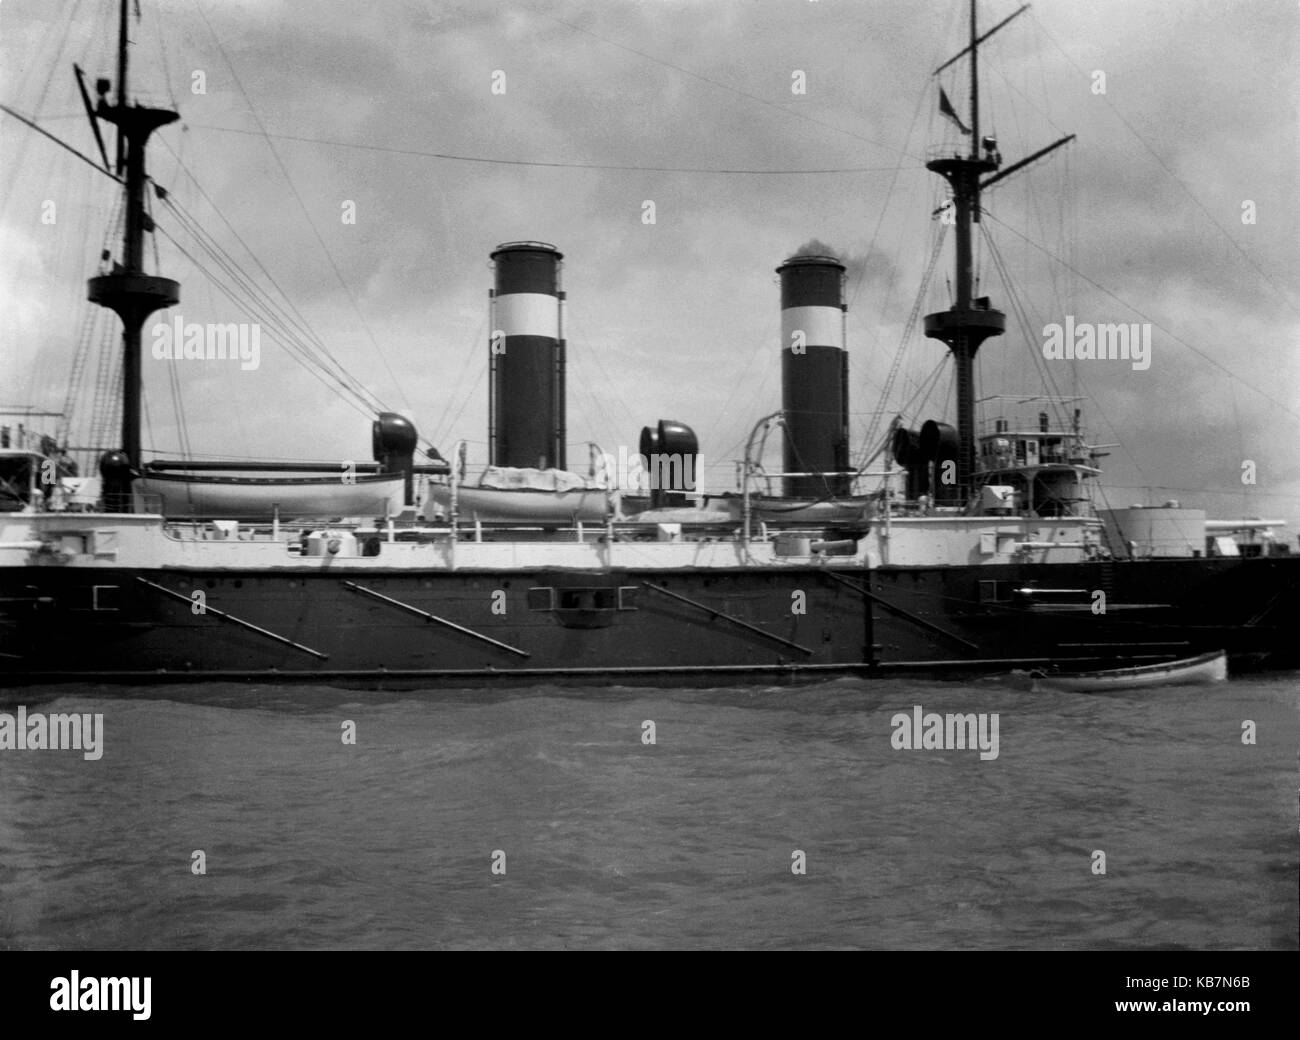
xmin=1028 ymin=651 xmax=1229 ymax=694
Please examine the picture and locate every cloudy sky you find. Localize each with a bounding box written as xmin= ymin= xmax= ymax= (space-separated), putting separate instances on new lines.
xmin=2 ymin=0 xmax=1297 ymax=525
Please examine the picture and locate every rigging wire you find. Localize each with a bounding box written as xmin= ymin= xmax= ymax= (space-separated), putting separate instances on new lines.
xmin=31 ymin=1 xmax=84 ymax=118
xmin=61 ymin=195 xmax=123 ymax=448
xmin=83 ymin=202 xmax=128 ymax=455
xmin=428 ymin=314 xmax=486 ymax=449
xmin=560 ymin=303 xmax=638 ymax=458
xmin=157 ymin=191 xmax=388 ymax=415
xmin=979 ymin=222 xmax=1072 ymax=431
xmin=148 ymin=185 xmax=194 ymax=468
xmin=186 ymin=123 xmax=912 ymax=176
xmin=983 ymin=211 xmax=1300 ymax=425
xmin=1030 ymin=13 xmax=1298 ymax=316
xmin=146 ymin=141 xmax=430 ymax=435
xmin=437 ymin=363 xmax=489 ymax=467
xmin=152 ymin=144 xmax=390 ymax=419
xmin=844 ymin=0 xmax=961 ymax=433
xmin=90 ymin=320 xmax=122 ymax=453
xmin=188 ymin=0 xmax=417 ymax=421
xmin=151 ymin=221 xmax=379 ymax=422
xmin=149 ymin=0 xmax=179 ymax=111
xmin=0 ymin=0 xmax=86 ymax=217
xmin=857 ymin=224 xmax=948 ymax=460
xmin=0 ymin=104 xmax=122 ymax=186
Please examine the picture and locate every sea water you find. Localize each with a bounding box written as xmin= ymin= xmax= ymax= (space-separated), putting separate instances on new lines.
xmin=1 ymin=675 xmax=1295 ymax=950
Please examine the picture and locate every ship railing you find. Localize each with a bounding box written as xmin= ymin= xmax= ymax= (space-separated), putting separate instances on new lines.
xmin=924 ymin=144 xmax=972 ymax=163
xmin=448 ymin=439 xmax=467 ymax=542
xmin=150 ymin=516 xmax=811 ymax=552
xmin=741 ymin=411 xmax=784 ymax=543
xmin=583 ymin=440 xmax=618 ymax=542
xmin=747 ymin=468 xmax=894 ymax=484
xmin=734 ymin=461 xmax=777 ymax=498
xmin=735 ymin=466 xmax=894 ymax=498
xmin=978 ymin=423 xmax=1085 ymax=438
xmin=0 ymin=409 xmax=65 ymax=453
xmin=133 ymin=491 xmax=166 ymax=515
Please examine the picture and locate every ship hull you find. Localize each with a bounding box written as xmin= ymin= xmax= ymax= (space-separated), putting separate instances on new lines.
xmin=2 ymin=555 xmax=1296 ymax=685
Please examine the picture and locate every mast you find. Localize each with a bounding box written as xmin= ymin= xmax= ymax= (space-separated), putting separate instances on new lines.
xmin=969 ymin=0 xmax=978 ymax=159
xmin=115 ymin=0 xmax=127 ymax=174
xmin=924 ymin=0 xmax=1004 ymax=505
xmin=86 ymin=0 xmax=179 ymax=510
xmin=924 ymin=2 xmax=1072 ymax=509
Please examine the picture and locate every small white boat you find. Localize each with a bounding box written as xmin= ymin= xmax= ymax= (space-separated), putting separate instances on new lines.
xmin=136 ymin=471 xmax=405 ymax=519
xmin=703 ymin=493 xmax=875 ymax=524
xmin=1032 ymin=650 xmax=1228 ymax=693
xmin=423 ymin=482 xmax=611 ymax=523
xmin=422 ymin=466 xmax=612 ymax=523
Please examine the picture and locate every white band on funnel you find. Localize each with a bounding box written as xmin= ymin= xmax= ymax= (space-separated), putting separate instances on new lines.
xmin=495 ymin=292 xmax=560 ymax=340
xmin=781 ymin=305 xmax=843 ymax=350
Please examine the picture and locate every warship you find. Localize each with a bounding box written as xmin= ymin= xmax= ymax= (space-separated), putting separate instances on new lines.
xmin=2 ymin=0 xmax=1295 ymax=686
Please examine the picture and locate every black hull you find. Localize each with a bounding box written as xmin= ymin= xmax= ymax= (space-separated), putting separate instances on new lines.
xmin=2 ymin=556 xmax=1297 ymax=686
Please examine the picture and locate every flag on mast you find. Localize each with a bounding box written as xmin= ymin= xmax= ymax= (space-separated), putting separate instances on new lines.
xmin=939 ymin=87 xmax=970 ymax=134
